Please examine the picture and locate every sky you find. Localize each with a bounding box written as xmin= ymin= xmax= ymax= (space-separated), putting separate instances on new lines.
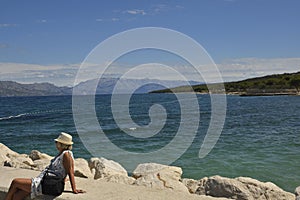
xmin=0 ymin=0 xmax=300 ymax=86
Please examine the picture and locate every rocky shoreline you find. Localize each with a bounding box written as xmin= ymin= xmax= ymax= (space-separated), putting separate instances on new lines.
xmin=0 ymin=143 xmax=298 ymax=200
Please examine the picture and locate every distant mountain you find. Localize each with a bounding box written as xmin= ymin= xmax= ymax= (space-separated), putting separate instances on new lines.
xmin=0 ymin=79 xmax=200 ymax=97
xmin=73 ymin=78 xmax=200 ymax=95
xmin=0 ymin=81 xmax=72 ymax=97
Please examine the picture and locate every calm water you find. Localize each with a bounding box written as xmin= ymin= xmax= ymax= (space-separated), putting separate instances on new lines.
xmin=0 ymin=94 xmax=299 ymax=192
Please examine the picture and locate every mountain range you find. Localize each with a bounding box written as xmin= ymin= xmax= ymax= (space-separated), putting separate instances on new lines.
xmin=2 ymin=71 xmax=300 ymax=97
xmin=0 ymin=78 xmax=200 ymax=97
xmin=0 ymin=81 xmax=72 ymax=97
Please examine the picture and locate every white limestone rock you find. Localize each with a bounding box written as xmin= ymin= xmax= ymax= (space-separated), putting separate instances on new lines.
xmin=295 ymin=186 xmax=300 ymax=200
xmin=182 ymin=177 xmax=208 ymax=194
xmin=103 ymin=174 xmax=136 ymax=185
xmin=29 ymin=150 xmax=53 ymax=161
xmin=132 ymin=163 xmax=189 ymax=193
xmin=204 ymin=175 xmax=295 ymax=200
xmin=0 ymin=143 xmax=36 ymax=170
xmin=28 ymin=150 xmax=53 ymax=171
xmin=236 ymin=177 xmax=295 ymax=200
xmin=74 ymin=158 xmax=93 ymax=178
xmin=89 ymin=157 xmax=128 ymax=180
xmin=205 ymin=175 xmax=251 ymax=200
xmin=5 ymin=153 xmax=36 ymax=170
xmin=32 ymin=159 xmax=50 ymax=171
xmin=0 ymin=143 xmax=19 ymax=157
xmin=0 ymin=143 xmax=17 ymax=166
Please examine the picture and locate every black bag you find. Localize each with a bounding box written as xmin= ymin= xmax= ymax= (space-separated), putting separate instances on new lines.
xmin=41 ymin=171 xmax=65 ymax=196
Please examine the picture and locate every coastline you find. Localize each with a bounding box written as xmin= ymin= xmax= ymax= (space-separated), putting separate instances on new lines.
xmin=0 ymin=143 xmax=297 ymax=200
xmin=152 ymin=90 xmax=300 ymax=96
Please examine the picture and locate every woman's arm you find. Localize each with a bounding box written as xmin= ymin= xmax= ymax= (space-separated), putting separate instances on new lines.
xmin=63 ymin=152 xmax=85 ymax=194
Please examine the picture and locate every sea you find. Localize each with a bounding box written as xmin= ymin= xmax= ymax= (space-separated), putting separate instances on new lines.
xmin=0 ymin=94 xmax=299 ymax=192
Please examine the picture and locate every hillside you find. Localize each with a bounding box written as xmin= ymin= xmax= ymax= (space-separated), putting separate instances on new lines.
xmin=0 ymin=81 xmax=72 ymax=97
xmin=151 ymin=71 xmax=300 ymax=96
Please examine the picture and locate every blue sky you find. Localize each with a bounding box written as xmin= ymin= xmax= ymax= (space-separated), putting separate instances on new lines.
xmin=1 ymin=0 xmax=300 ymax=86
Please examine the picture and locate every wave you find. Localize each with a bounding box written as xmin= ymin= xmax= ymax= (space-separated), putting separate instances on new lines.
xmin=0 ymin=113 xmax=28 ymax=121
xmin=0 ymin=109 xmax=69 ymax=121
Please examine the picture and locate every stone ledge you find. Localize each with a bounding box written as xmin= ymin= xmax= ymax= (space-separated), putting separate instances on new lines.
xmin=0 ymin=167 xmax=224 ymax=200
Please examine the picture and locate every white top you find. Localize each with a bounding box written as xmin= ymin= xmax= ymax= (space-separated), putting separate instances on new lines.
xmin=48 ymin=150 xmax=74 ymax=178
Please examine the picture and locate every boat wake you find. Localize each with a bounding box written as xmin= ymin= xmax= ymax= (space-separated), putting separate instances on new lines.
xmin=0 ymin=113 xmax=27 ymax=121
xmin=0 ymin=109 xmax=69 ymax=121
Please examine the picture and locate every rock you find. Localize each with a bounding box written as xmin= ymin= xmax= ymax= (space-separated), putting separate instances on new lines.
xmin=236 ymin=177 xmax=295 ymax=200
xmin=205 ymin=175 xmax=250 ymax=200
xmin=0 ymin=143 xmax=17 ymax=166
xmin=28 ymin=150 xmax=52 ymax=171
xmin=132 ymin=163 xmax=189 ymax=193
xmin=103 ymin=174 xmax=136 ymax=185
xmin=134 ymin=172 xmax=165 ymax=189
xmin=203 ymin=175 xmax=295 ymax=200
xmin=182 ymin=177 xmax=207 ymax=194
xmin=29 ymin=150 xmax=53 ymax=161
xmin=0 ymin=144 xmax=36 ymax=170
xmin=0 ymin=143 xmax=295 ymax=200
xmin=74 ymin=158 xmax=93 ymax=178
xmin=89 ymin=157 xmax=128 ymax=180
xmin=32 ymin=159 xmax=50 ymax=171
xmin=295 ymin=186 xmax=300 ymax=200
xmin=0 ymin=154 xmax=6 ymax=166
xmin=5 ymin=153 xmax=35 ymax=170
xmin=195 ymin=177 xmax=208 ymax=195
xmin=0 ymin=143 xmax=19 ymax=157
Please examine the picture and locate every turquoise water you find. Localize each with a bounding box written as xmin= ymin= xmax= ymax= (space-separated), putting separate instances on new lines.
xmin=0 ymin=94 xmax=299 ymax=192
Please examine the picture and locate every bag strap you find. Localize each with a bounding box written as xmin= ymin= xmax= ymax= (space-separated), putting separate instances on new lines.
xmin=45 ymin=152 xmax=63 ymax=176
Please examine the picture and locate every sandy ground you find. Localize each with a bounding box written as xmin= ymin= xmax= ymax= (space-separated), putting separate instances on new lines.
xmin=0 ymin=166 xmax=229 ymax=200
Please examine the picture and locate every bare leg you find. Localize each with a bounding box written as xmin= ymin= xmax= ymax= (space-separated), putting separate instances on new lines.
xmin=12 ymin=189 xmax=30 ymax=200
xmin=5 ymin=178 xmax=31 ymax=200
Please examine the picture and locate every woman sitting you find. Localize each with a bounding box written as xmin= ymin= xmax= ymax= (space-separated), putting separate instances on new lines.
xmin=5 ymin=132 xmax=85 ymax=200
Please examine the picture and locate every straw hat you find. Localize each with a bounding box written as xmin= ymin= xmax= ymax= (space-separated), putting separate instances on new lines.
xmin=54 ymin=132 xmax=73 ymax=145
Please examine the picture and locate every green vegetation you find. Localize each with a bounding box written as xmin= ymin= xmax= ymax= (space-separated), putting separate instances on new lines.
xmin=224 ymin=72 xmax=300 ymax=93
xmin=290 ymin=77 xmax=300 ymax=92
xmin=151 ymin=71 xmax=300 ymax=95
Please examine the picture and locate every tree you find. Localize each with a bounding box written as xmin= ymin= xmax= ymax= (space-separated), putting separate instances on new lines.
xmin=290 ymin=78 xmax=300 ymax=93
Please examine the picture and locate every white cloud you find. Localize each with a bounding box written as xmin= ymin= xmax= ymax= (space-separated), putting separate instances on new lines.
xmin=126 ymin=9 xmax=146 ymax=15
xmin=218 ymin=57 xmax=300 ymax=82
xmin=97 ymin=4 xmax=184 ymax=24
xmin=0 ymin=63 xmax=79 ymax=86
xmin=150 ymin=4 xmax=184 ymax=14
xmin=0 ymin=63 xmax=68 ymax=74
xmin=95 ymin=18 xmax=119 ymax=22
xmin=118 ymin=4 xmax=183 ymax=18
xmin=0 ymin=24 xmax=17 ymax=28
xmin=36 ymin=19 xmax=47 ymax=23
xmin=111 ymin=18 xmax=119 ymax=22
